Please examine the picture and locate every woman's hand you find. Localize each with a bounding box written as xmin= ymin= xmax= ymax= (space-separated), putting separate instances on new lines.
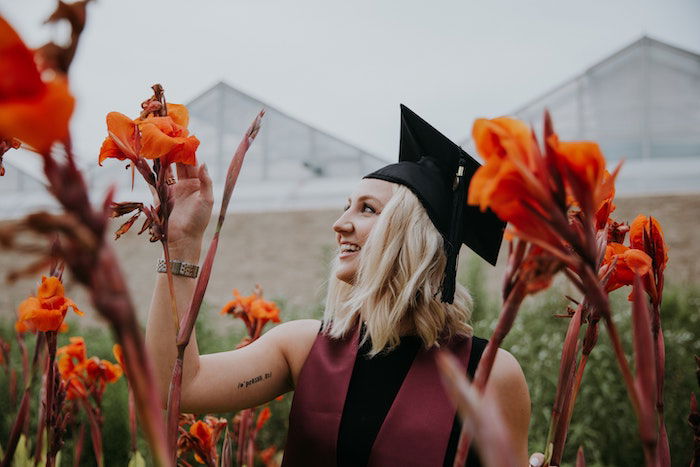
xmin=162 ymin=162 xmax=214 ymax=254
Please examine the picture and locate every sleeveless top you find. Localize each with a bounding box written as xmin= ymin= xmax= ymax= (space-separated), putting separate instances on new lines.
xmin=282 ymin=323 xmax=487 ymax=467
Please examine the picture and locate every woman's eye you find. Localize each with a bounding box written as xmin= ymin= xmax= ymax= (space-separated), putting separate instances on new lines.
xmin=362 ymin=203 xmax=376 ymax=214
xmin=342 ymin=204 xmax=350 ymax=212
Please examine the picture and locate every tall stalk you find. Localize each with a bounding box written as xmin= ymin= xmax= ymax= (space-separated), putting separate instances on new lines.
xmin=165 ymin=110 xmax=264 ymax=462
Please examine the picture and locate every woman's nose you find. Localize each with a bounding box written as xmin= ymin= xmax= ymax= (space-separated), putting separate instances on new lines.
xmin=333 ymin=211 xmax=353 ymax=234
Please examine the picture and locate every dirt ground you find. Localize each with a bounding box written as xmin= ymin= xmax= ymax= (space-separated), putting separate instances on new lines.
xmin=1 ymin=193 xmax=698 ymax=328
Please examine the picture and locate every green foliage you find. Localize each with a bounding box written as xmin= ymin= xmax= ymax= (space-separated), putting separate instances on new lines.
xmin=1 ymin=273 xmax=697 ymax=466
xmin=127 ymin=450 xmax=146 ymax=467
xmin=463 ymin=256 xmax=700 ymax=467
xmin=1 ymin=434 xmax=60 ymax=467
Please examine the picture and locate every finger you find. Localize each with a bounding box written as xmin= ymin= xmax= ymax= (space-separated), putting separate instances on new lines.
xmin=199 ymin=163 xmax=214 ymax=204
xmin=163 ymin=164 xmax=175 ymax=182
xmin=529 ymin=453 xmax=545 ymax=467
xmin=176 ymin=161 xmax=198 ymax=180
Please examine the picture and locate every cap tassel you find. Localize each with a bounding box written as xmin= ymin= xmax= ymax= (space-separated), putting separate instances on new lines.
xmin=441 ymin=157 xmax=468 ymax=303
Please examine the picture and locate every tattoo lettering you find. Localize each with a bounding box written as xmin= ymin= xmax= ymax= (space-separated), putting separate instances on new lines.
xmin=237 ymin=371 xmax=272 ymax=389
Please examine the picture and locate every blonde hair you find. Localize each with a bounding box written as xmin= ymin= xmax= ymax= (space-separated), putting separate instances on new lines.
xmin=321 ymin=184 xmax=473 ymax=356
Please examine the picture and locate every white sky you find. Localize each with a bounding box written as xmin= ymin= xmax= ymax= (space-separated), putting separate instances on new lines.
xmin=2 ymin=0 xmax=699 ymax=162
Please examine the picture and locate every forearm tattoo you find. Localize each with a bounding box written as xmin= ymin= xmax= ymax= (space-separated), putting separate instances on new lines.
xmin=238 ymin=371 xmax=272 ymax=390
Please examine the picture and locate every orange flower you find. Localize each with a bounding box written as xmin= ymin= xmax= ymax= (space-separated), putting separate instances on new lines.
xmin=629 ymin=215 xmax=668 ymax=303
xmin=547 ymin=133 xmax=606 ymax=206
xmin=64 ymin=376 xmax=88 ymax=400
xmin=190 ymin=420 xmax=212 ymax=446
xmin=137 ymin=104 xmax=199 ymax=165
xmin=629 ymin=215 xmax=668 ymax=277
xmin=602 ymin=243 xmax=652 ymax=292
xmin=15 ymin=276 xmax=83 ymax=332
xmin=0 ymin=16 xmax=74 ymax=153
xmin=518 ymin=246 xmax=564 ymax=295
xmin=83 ymin=356 xmax=123 ymax=385
xmin=98 ymin=112 xmax=140 ymax=165
xmin=222 ymin=289 xmax=281 ymax=323
xmin=250 ymin=300 xmax=281 ymax=323
xmin=179 ymin=416 xmax=227 ymax=465
xmin=98 ymin=103 xmax=199 ymax=166
xmin=0 ymin=137 xmax=21 ymax=176
xmin=593 ymin=171 xmax=617 ymax=231
xmin=112 ymin=343 xmax=125 ymax=368
xmin=469 ymin=117 xmax=560 ymax=245
xmin=469 ymin=118 xmax=544 ymax=216
xmin=259 ymin=446 xmax=278 ymax=465
xmin=57 ymin=336 xmax=87 ymax=377
xmin=256 ymin=406 xmax=272 ymax=431
xmin=57 ymin=336 xmax=89 ymax=400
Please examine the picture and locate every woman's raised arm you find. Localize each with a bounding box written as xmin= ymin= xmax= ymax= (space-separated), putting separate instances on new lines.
xmin=144 ymin=162 xmax=320 ymax=413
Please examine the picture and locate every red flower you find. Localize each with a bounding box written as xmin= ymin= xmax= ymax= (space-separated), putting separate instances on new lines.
xmin=0 ymin=16 xmax=74 ymax=153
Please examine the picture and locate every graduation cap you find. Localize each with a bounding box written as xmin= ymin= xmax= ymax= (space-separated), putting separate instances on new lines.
xmin=364 ymin=104 xmax=505 ymax=303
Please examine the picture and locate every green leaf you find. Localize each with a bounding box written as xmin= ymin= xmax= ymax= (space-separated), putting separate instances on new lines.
xmin=128 ymin=450 xmax=146 ymax=467
xmin=12 ymin=435 xmax=31 ymax=466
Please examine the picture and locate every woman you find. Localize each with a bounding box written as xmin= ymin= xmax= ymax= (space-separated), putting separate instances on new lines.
xmin=146 ymin=106 xmax=531 ymax=466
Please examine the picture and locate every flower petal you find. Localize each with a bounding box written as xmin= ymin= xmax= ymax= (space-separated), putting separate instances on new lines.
xmin=37 ymin=275 xmax=64 ymax=299
xmin=139 ymin=118 xmax=180 ymax=159
xmin=166 ymin=103 xmax=190 ymax=128
xmin=0 ymin=78 xmax=74 ymax=153
xmin=105 ymin=112 xmax=139 ymax=160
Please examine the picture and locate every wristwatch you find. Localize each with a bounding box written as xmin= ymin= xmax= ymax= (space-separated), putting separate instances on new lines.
xmin=156 ymin=258 xmax=199 ymax=278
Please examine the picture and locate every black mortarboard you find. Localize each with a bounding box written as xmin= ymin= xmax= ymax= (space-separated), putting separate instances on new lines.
xmin=364 ymin=104 xmax=505 ymax=303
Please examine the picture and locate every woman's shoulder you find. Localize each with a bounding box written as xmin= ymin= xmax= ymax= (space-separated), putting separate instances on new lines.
xmin=265 ymin=319 xmax=321 ymax=387
xmin=467 ymin=334 xmax=526 ymax=394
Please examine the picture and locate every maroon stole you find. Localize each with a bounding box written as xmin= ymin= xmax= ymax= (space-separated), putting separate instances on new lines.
xmin=281 ymin=324 xmax=473 ymax=467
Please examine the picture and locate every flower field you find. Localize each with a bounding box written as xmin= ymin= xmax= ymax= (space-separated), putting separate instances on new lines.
xmin=1 ymin=2 xmax=699 ymax=466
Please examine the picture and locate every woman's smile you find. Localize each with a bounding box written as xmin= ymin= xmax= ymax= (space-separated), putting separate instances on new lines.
xmin=338 ymin=242 xmax=361 ymax=259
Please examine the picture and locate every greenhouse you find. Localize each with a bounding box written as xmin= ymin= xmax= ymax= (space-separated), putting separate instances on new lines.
xmin=509 ymin=36 xmax=700 ymax=195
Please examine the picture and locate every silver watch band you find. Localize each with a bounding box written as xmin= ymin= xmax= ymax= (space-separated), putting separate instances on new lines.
xmin=156 ymin=258 xmax=199 ymax=278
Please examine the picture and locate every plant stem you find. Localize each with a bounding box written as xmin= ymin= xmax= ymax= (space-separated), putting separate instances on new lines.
xmin=454 ymin=280 xmax=527 ymax=466
xmin=579 ymin=266 xmax=641 ymax=416
xmin=44 ymin=331 xmax=57 ymax=467
xmin=166 ymin=346 xmax=185 ymax=465
xmin=80 ymin=399 xmax=104 ymax=467
xmin=161 ymin=240 xmax=180 ymax=331
xmin=73 ymin=423 xmax=85 ymax=467
xmin=547 ymin=304 xmax=583 ymax=465
xmin=602 ymin=314 xmax=641 ymax=415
